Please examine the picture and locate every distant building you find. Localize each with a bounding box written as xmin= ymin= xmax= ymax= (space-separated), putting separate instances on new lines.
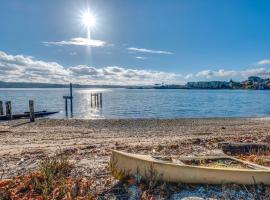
xmin=187 ymin=81 xmax=230 ymax=89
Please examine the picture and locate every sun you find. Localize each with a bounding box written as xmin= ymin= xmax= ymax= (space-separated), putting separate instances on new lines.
xmin=82 ymin=11 xmax=96 ymax=28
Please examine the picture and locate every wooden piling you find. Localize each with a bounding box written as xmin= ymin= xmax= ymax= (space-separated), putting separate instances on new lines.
xmin=94 ymin=94 xmax=97 ymax=107
xmin=65 ymin=98 xmax=68 ymax=113
xmin=0 ymin=101 xmax=3 ymax=115
xmin=100 ymin=93 xmax=103 ymax=107
xmin=90 ymin=93 xmax=93 ymax=107
xmin=29 ymin=100 xmax=35 ymax=122
xmin=5 ymin=101 xmax=12 ymax=120
xmin=97 ymin=93 xmax=100 ymax=107
xmin=90 ymin=92 xmax=103 ymax=108
xmin=70 ymin=83 xmax=73 ymax=114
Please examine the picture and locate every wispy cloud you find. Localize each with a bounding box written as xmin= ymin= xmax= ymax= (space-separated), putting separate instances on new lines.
xmin=184 ymin=74 xmax=193 ymax=80
xmin=43 ymin=37 xmax=106 ymax=47
xmin=135 ymin=56 xmax=147 ymax=60
xmin=128 ymin=47 xmax=173 ymax=55
xmin=257 ymin=59 xmax=270 ymax=65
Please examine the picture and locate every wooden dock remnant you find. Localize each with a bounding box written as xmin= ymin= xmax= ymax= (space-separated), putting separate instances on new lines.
xmin=91 ymin=92 xmax=103 ymax=108
xmin=0 ymin=111 xmax=59 ymax=120
xmin=29 ymin=100 xmax=35 ymax=122
xmin=0 ymin=99 xmax=58 ymax=121
xmin=63 ymin=83 xmax=73 ymax=117
xmin=5 ymin=101 xmax=12 ymax=120
xmin=0 ymin=101 xmax=3 ymax=115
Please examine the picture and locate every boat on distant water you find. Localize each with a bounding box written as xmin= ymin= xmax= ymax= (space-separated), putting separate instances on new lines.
xmin=111 ymin=150 xmax=270 ymax=185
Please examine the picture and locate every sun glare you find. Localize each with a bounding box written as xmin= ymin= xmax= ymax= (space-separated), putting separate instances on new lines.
xmin=82 ymin=11 xmax=96 ymax=28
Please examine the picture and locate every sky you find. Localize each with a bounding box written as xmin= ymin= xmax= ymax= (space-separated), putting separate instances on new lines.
xmin=1 ymin=0 xmax=270 ymax=85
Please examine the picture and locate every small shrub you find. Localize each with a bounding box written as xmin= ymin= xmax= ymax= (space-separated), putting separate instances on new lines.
xmin=0 ymin=154 xmax=96 ymax=200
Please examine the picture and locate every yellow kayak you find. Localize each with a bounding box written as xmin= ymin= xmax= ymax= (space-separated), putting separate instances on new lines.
xmin=111 ymin=150 xmax=270 ymax=185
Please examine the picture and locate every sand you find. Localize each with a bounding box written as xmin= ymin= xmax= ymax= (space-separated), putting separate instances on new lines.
xmin=0 ymin=117 xmax=269 ymax=179
xmin=0 ymin=117 xmax=270 ymax=199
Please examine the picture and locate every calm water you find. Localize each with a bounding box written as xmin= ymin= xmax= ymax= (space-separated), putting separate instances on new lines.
xmin=0 ymin=88 xmax=270 ymax=119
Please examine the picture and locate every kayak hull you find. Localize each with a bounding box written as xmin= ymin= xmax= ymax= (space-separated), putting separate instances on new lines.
xmin=111 ymin=150 xmax=270 ymax=185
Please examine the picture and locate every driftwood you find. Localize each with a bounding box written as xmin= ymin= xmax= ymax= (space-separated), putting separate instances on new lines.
xmin=219 ymin=142 xmax=270 ymax=155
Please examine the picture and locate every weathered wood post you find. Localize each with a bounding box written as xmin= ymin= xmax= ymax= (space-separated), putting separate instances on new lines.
xmin=29 ymin=100 xmax=35 ymax=122
xmin=94 ymin=93 xmax=97 ymax=107
xmin=65 ymin=97 xmax=68 ymax=114
xmin=0 ymin=101 xmax=3 ymax=115
xmin=100 ymin=93 xmax=102 ymax=107
xmin=97 ymin=93 xmax=100 ymax=107
xmin=90 ymin=93 xmax=93 ymax=107
xmin=70 ymin=83 xmax=73 ymax=114
xmin=5 ymin=101 xmax=12 ymax=120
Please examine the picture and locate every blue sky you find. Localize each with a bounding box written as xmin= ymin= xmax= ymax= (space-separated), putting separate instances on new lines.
xmin=1 ymin=0 xmax=270 ymax=85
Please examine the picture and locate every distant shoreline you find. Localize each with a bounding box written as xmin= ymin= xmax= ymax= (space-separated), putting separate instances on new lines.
xmin=1 ymin=76 xmax=270 ymax=89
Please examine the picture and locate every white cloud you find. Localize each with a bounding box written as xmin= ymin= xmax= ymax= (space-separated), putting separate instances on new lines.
xmin=184 ymin=74 xmax=193 ymax=80
xmin=1 ymin=50 xmax=270 ymax=85
xmin=0 ymin=50 xmax=183 ymax=85
xmin=43 ymin=37 xmax=106 ymax=47
xmin=68 ymin=65 xmax=183 ymax=85
xmin=135 ymin=56 xmax=147 ymax=60
xmin=196 ymin=69 xmax=238 ymax=78
xmin=241 ymin=68 xmax=270 ymax=78
xmin=0 ymin=51 xmax=69 ymax=83
xmin=257 ymin=59 xmax=270 ymax=65
xmin=128 ymin=47 xmax=173 ymax=55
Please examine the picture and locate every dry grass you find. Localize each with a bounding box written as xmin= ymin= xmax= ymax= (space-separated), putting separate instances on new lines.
xmin=0 ymin=154 xmax=96 ymax=200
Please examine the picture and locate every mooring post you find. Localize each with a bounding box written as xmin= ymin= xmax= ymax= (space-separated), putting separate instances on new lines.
xmin=90 ymin=93 xmax=93 ymax=107
xmin=5 ymin=101 xmax=12 ymax=120
xmin=100 ymin=93 xmax=103 ymax=107
xmin=70 ymin=83 xmax=73 ymax=114
xmin=29 ymin=100 xmax=35 ymax=122
xmin=94 ymin=93 xmax=97 ymax=107
xmin=97 ymin=93 xmax=100 ymax=107
xmin=65 ymin=98 xmax=68 ymax=114
xmin=0 ymin=101 xmax=3 ymax=115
